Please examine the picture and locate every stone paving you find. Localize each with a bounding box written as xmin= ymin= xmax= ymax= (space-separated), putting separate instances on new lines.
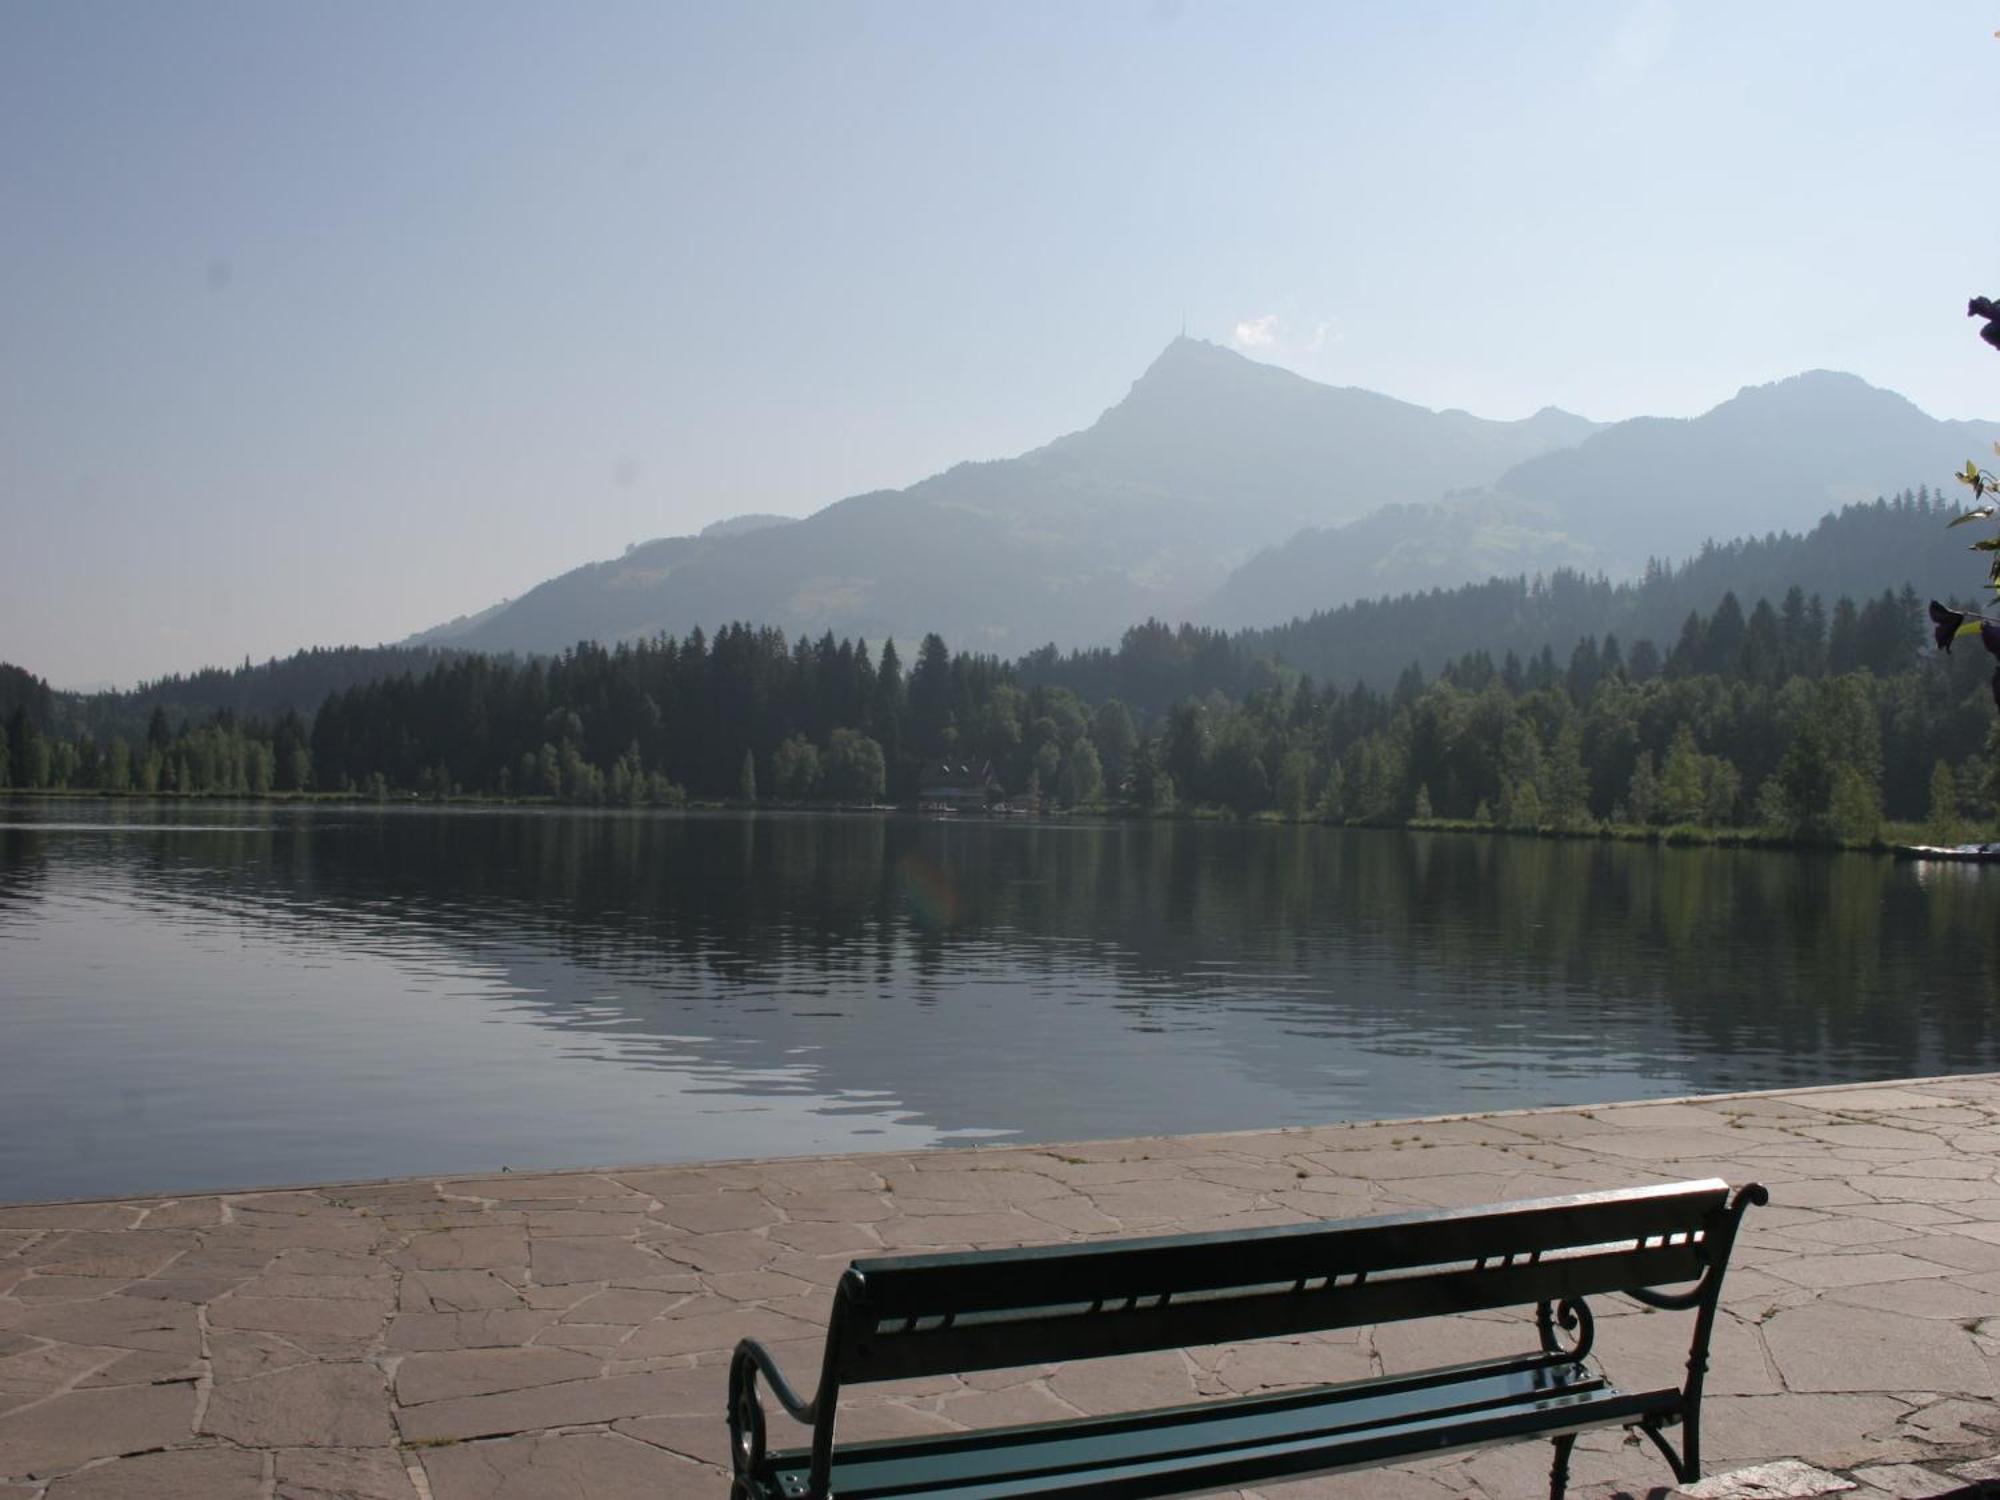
xmin=5 ymin=1075 xmax=2000 ymax=1498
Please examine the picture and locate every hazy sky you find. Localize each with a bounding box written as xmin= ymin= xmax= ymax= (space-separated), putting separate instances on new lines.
xmin=5 ymin=2 xmax=1997 ymax=688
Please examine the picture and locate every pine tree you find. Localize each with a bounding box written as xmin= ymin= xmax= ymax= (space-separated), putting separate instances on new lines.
xmin=1927 ymin=760 xmax=1963 ymax=843
xmin=1626 ymin=752 xmax=1659 ymax=826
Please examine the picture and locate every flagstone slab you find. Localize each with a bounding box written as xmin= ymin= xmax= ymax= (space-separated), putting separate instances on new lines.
xmin=528 ymin=1236 xmax=675 ymax=1286
xmin=1889 ymin=1398 xmax=2000 ymax=1448
xmin=0 ymin=1381 xmax=196 ymax=1479
xmin=418 ymin=1429 xmax=718 ymax=1500
xmin=11 ymin=1296 xmax=198 ymax=1355
xmin=395 ymin=1368 xmax=715 ymax=1443
xmin=202 ymin=1362 xmax=394 ymax=1448
xmin=1763 ymin=1302 xmax=1998 ymax=1395
xmin=397 ymin=1270 xmax=524 ymax=1313
xmin=382 ymin=1309 xmax=558 ymax=1351
xmin=273 ymin=1446 xmax=421 ymax=1500
xmin=1692 ymin=1394 xmax=1913 ymax=1471
xmin=1758 ymin=1252 xmax=1960 ymax=1290
xmin=394 ymin=1347 xmax=604 ymax=1405
xmin=519 ymin=1209 xmax=646 ymax=1235
xmin=1677 ymin=1459 xmax=1856 ymax=1497
xmin=10 ymin=1276 xmax=137 ymax=1303
xmin=387 ymin=1227 xmax=527 ymax=1272
xmin=0 ymin=1342 xmax=126 ymax=1398
xmin=42 ymin=1445 xmax=265 ymax=1498
xmin=1844 ymin=1463 xmax=1959 ymax=1498
xmin=0 ymin=1207 xmax=139 ymax=1234
xmin=648 ymin=1193 xmax=790 ymax=1233
xmin=445 ymin=1175 xmax=638 ymax=1201
xmin=1822 ymin=1276 xmax=2000 ymax=1319
xmin=134 ymin=1198 xmax=227 ymax=1230
xmin=208 ymin=1295 xmax=388 ymax=1340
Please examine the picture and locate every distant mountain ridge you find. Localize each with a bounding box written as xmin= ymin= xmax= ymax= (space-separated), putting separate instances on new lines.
xmin=1206 ymin=370 xmax=2000 ymax=629
xmin=412 ymin=345 xmax=1997 ymax=659
xmin=412 ymin=338 xmax=1603 ymax=657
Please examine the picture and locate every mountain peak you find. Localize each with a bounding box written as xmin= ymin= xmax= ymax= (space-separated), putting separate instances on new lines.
xmin=1130 ymin=335 xmax=1264 ymax=385
xmin=1711 ymin=369 xmax=1926 ymax=427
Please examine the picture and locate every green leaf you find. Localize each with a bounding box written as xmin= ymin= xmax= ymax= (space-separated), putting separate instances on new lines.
xmin=1948 ymin=507 xmax=1995 ymax=527
xmin=1970 ymin=537 xmax=2000 ymax=551
xmin=1958 ymin=618 xmax=1987 ymax=640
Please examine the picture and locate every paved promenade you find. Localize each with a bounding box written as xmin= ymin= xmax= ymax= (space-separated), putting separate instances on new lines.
xmin=4 ymin=1076 xmax=2000 ymax=1499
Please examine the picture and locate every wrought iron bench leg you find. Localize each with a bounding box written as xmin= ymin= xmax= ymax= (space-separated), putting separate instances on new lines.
xmin=1549 ymin=1432 xmax=1577 ymax=1500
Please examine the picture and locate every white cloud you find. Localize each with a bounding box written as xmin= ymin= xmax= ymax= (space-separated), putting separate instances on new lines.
xmin=1232 ymin=314 xmax=1279 ymax=349
xmin=1305 ymin=319 xmax=1338 ymax=354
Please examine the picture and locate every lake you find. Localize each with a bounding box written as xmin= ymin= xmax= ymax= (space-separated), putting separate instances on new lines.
xmin=2 ymin=801 xmax=1996 ymax=1202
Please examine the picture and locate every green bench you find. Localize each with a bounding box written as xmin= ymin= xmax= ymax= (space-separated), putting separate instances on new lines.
xmin=727 ymin=1177 xmax=1766 ymax=1500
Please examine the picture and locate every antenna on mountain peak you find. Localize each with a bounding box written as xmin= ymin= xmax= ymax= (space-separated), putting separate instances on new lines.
xmin=1179 ymin=311 xmax=1187 ymax=338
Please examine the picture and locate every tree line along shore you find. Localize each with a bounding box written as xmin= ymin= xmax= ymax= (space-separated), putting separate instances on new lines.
xmin=4 ymin=577 xmax=1994 ymax=852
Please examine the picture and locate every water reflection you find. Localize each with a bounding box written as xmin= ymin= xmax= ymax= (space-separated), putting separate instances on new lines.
xmin=2 ymin=802 xmax=1997 ymax=1201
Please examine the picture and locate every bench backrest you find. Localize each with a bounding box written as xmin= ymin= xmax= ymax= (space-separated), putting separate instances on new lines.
xmin=832 ymin=1179 xmax=1732 ymax=1384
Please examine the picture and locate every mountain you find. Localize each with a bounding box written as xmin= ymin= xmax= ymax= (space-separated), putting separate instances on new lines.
xmin=1203 ymin=497 xmax=1601 ymax=630
xmin=416 ymin=339 xmax=1599 ymax=657
xmin=1494 ymin=369 xmax=2000 ymax=562
xmin=1209 ymin=371 xmax=2000 ymax=629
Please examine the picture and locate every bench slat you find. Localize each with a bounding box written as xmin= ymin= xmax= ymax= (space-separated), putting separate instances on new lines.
xmin=845 ymin=1240 xmax=1705 ymax=1382
xmin=757 ymin=1364 xmax=1678 ymax=1500
xmin=849 ymin=1180 xmax=1728 ymax=1323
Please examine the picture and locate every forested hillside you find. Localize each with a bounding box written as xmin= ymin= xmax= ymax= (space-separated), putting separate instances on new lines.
xmin=47 ymin=646 xmax=456 ymax=742
xmin=1030 ymin=490 xmax=1972 ymax=711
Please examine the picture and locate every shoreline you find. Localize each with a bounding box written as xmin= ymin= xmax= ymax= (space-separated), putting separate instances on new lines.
xmin=6 ymin=1069 xmax=1993 ymax=1214
xmin=3 ymin=786 xmax=1958 ymax=855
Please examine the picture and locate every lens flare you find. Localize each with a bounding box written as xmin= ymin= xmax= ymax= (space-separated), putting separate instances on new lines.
xmin=898 ymin=850 xmax=959 ymax=930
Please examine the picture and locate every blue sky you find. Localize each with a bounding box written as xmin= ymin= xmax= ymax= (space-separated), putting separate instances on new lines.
xmin=4 ymin=1 xmax=1997 ymax=687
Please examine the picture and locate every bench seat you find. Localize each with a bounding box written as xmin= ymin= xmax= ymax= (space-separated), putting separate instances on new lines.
xmin=747 ymin=1353 xmax=1681 ymax=1500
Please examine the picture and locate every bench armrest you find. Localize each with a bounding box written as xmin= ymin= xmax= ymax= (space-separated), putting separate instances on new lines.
xmin=730 ymin=1338 xmax=838 ymax=1498
xmin=733 ymin=1339 xmax=819 ymax=1425
xmin=1627 ymin=1181 xmax=1768 ymax=1484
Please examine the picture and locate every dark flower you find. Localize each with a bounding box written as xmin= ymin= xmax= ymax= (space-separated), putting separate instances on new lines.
xmin=1931 ymin=600 xmax=1966 ymax=652
xmin=1930 ymin=600 xmax=2000 ymax=657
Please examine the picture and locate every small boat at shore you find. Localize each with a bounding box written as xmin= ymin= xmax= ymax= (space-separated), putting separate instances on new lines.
xmin=1895 ymin=842 xmax=2000 ymax=863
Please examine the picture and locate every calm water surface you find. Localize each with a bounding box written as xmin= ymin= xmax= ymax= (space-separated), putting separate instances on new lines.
xmin=3 ymin=801 xmax=1997 ymax=1201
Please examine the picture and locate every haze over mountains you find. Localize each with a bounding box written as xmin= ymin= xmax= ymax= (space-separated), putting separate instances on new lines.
xmin=413 ymin=339 xmax=2000 ymax=659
